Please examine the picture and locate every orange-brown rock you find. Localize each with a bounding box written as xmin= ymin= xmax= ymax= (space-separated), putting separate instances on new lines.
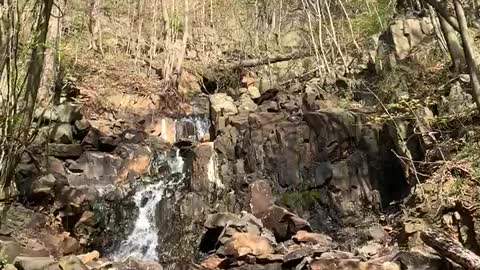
xmin=77 ymin=251 xmax=100 ymax=265
xmin=224 ymin=232 xmax=274 ymax=258
xmin=200 ymin=255 xmax=226 ymax=270
xmin=293 ymin=230 xmax=332 ymax=246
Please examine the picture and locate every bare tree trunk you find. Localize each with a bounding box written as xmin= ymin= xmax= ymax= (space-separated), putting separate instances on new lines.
xmin=439 ymin=9 xmax=466 ymax=71
xmin=454 ymin=0 xmax=480 ymax=111
xmin=39 ymin=0 xmax=65 ymax=106
xmin=88 ymin=0 xmax=103 ymax=54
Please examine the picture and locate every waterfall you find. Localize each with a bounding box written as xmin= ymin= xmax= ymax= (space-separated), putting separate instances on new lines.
xmin=111 ymin=115 xmax=210 ymax=262
xmin=112 ymin=149 xmax=185 ymax=261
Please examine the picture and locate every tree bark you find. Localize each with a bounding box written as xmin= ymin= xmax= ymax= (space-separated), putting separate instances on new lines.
xmin=453 ymin=0 xmax=480 ymax=111
xmin=88 ymin=0 xmax=103 ymax=54
xmin=438 ymin=7 xmax=466 ymax=71
xmin=39 ymin=0 xmax=65 ymax=106
xmin=421 ymin=0 xmax=460 ymax=31
xmin=421 ymin=230 xmax=480 ymax=270
xmin=24 ymin=0 xmax=55 ymax=136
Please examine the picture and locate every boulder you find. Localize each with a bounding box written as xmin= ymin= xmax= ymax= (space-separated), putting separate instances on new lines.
xmin=74 ymin=119 xmax=91 ymax=137
xmin=259 ymin=101 xmax=279 ymax=112
xmin=292 ymin=230 xmax=333 ymax=246
xmin=261 ymin=206 xmax=311 ymax=241
xmin=4 ymin=264 xmax=17 ymax=270
xmin=56 ymin=103 xmax=82 ymax=123
xmin=98 ymin=136 xmax=117 ymax=152
xmin=355 ymin=241 xmax=384 ymax=258
xmin=13 ymin=257 xmax=59 ymax=270
xmin=81 ymin=129 xmax=100 ymax=150
xmin=200 ymin=256 xmax=227 ymax=270
xmin=35 ymin=103 xmax=82 ymax=123
xmin=368 ymin=224 xmax=387 ymax=242
xmin=48 ymin=144 xmax=83 ymax=159
xmin=204 ymin=212 xmax=244 ymax=229
xmin=30 ymin=174 xmax=58 ymax=197
xmin=66 ymin=151 xmax=122 ymax=186
xmin=284 ymin=246 xmax=313 ymax=264
xmin=60 ymin=236 xmax=79 ymax=255
xmin=224 ymin=233 xmax=274 ymax=258
xmin=210 ymin=93 xmax=238 ymax=125
xmin=43 ymin=157 xmax=66 ymax=175
xmin=248 ymin=180 xmax=273 ymax=217
xmin=76 ymin=251 xmax=100 ymax=265
xmin=50 ymin=123 xmax=73 ymax=144
xmin=120 ymin=129 xmax=147 ymax=144
xmin=247 ymin=86 xmax=261 ymax=99
xmin=395 ymin=250 xmax=447 ymax=270
xmin=115 ymin=144 xmax=152 ymax=181
xmin=0 ymin=240 xmax=21 ymax=263
xmin=58 ymin=256 xmax=87 ymax=270
xmin=238 ymin=94 xmax=258 ymax=113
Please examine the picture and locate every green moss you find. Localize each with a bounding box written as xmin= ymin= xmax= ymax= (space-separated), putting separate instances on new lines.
xmin=278 ymin=191 xmax=323 ymax=209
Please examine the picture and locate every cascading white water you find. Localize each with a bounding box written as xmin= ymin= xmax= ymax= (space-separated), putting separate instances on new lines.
xmin=112 ymin=149 xmax=185 ymax=261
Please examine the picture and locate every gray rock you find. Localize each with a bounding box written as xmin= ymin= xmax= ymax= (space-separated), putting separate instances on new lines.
xmin=14 ymin=256 xmax=59 ymax=270
xmin=368 ymin=224 xmax=387 ymax=242
xmin=259 ymin=100 xmax=279 ymax=112
xmin=35 ymin=103 xmax=82 ymax=124
xmin=4 ymin=264 xmax=17 ymax=270
xmin=50 ymin=123 xmax=73 ymax=144
xmin=396 ymin=250 xmax=447 ymax=270
xmin=58 ymin=256 xmax=87 ymax=270
xmin=247 ymin=86 xmax=261 ymax=99
xmin=56 ymin=103 xmax=82 ymax=123
xmin=81 ymin=129 xmax=100 ymax=150
xmin=204 ymin=212 xmax=244 ymax=228
xmin=31 ymin=174 xmax=57 ymax=197
xmin=210 ymin=93 xmax=238 ymax=118
xmin=0 ymin=240 xmax=21 ymax=263
xmin=238 ymin=94 xmax=258 ymax=113
xmin=356 ymin=241 xmax=383 ymax=258
xmin=48 ymin=144 xmax=83 ymax=159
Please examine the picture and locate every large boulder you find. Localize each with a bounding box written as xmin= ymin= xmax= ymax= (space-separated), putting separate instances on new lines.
xmin=48 ymin=144 xmax=83 ymax=159
xmin=58 ymin=256 xmax=87 ymax=270
xmin=224 ymin=233 xmax=274 ymax=258
xmin=50 ymin=123 xmax=74 ymax=144
xmin=0 ymin=240 xmax=21 ymax=263
xmin=13 ymin=257 xmax=59 ymax=270
xmin=66 ymin=151 xmax=122 ymax=186
xmin=210 ymin=93 xmax=238 ymax=131
xmin=35 ymin=103 xmax=82 ymax=123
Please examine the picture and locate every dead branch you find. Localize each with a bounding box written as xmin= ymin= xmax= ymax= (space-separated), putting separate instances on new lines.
xmin=421 ymin=230 xmax=480 ymax=270
xmin=220 ymin=51 xmax=313 ymax=70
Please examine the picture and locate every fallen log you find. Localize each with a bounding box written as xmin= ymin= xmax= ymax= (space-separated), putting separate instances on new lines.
xmin=221 ymin=51 xmax=313 ymax=70
xmin=420 ymin=230 xmax=480 ymax=270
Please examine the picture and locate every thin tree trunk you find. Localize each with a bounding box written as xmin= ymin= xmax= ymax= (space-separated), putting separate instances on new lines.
xmin=454 ymin=0 xmax=480 ymax=111
xmin=24 ymin=0 xmax=55 ymax=135
xmin=437 ymin=2 xmax=466 ymax=72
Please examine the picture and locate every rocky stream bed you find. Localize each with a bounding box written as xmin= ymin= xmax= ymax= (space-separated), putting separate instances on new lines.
xmin=2 ymin=15 xmax=479 ymax=270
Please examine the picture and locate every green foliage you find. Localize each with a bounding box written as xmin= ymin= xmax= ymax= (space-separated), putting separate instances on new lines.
xmin=457 ymin=141 xmax=480 ymax=181
xmin=350 ymin=0 xmax=394 ymax=36
xmin=278 ymin=191 xmax=322 ymax=209
xmin=0 ymin=254 xmax=7 ymax=269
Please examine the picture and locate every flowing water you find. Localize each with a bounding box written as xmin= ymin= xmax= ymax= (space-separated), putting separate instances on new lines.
xmin=112 ymin=116 xmax=210 ymax=262
xmin=112 ymin=149 xmax=185 ymax=261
